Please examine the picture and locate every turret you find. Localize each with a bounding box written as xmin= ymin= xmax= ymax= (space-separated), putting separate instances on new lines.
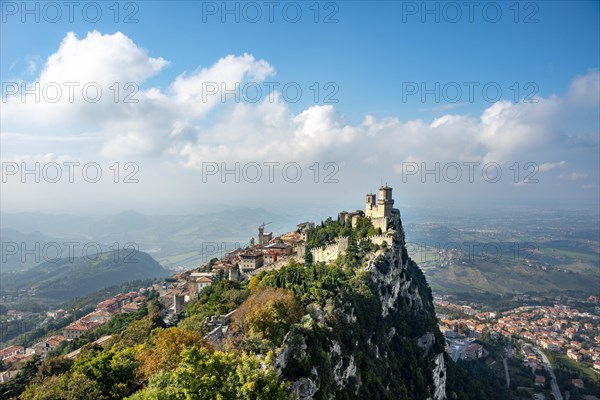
xmin=378 ymin=185 xmax=393 ymax=203
xmin=366 ymin=193 xmax=376 ymax=211
xmin=378 ymin=185 xmax=394 ymax=218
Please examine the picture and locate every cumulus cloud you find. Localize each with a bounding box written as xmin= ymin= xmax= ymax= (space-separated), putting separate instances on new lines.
xmin=41 ymin=31 xmax=168 ymax=84
xmin=3 ymin=31 xmax=168 ymax=129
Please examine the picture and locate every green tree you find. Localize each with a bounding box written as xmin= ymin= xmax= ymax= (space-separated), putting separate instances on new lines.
xmin=304 ymin=247 xmax=313 ymax=266
xmin=346 ymin=235 xmax=359 ymax=268
xmin=138 ymin=327 xmax=204 ymax=379
xmin=126 ymin=347 xmax=288 ymax=400
xmin=231 ymin=287 xmax=303 ymax=345
xmin=20 ymin=372 xmax=104 ymax=400
xmin=108 ymin=311 xmax=165 ymax=352
xmin=31 ymin=356 xmax=73 ymax=384
xmin=70 ymin=346 xmax=140 ymax=399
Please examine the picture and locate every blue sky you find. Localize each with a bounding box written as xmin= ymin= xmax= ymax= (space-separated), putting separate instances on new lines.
xmin=1 ymin=1 xmax=599 ymax=214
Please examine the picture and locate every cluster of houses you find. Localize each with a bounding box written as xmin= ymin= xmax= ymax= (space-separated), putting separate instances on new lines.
xmin=522 ymin=345 xmax=551 ymax=388
xmin=63 ymin=291 xmax=146 ymax=340
xmin=0 ymin=334 xmax=68 ymax=383
xmin=0 ymin=289 xmax=149 ymax=383
xmin=157 ymin=223 xmax=313 ymax=317
xmin=216 ymin=223 xmax=311 ymax=276
xmin=0 ymin=335 xmax=69 ymax=369
xmin=437 ymin=297 xmax=600 ymax=397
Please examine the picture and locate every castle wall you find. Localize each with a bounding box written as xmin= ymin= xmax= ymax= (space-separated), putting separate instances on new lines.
xmin=246 ymin=256 xmax=300 ymax=277
xmin=370 ymin=217 xmax=388 ymax=232
xmin=312 ymin=238 xmax=348 ymax=263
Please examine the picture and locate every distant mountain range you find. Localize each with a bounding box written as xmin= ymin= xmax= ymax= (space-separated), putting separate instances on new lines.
xmin=1 ymin=208 xmax=300 ymax=271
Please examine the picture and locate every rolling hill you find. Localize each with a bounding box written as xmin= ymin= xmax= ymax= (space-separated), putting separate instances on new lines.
xmin=0 ymin=250 xmax=170 ymax=301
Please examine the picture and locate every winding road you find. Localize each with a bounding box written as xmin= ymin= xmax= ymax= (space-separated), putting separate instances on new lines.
xmin=534 ymin=347 xmax=563 ymax=400
xmin=502 ymin=357 xmax=510 ymax=388
xmin=503 ymin=339 xmax=512 ymax=389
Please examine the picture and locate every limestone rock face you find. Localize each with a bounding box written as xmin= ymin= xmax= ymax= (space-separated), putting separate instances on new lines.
xmin=278 ymin=209 xmax=446 ymax=399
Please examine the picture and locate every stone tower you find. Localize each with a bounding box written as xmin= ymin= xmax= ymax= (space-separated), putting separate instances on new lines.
xmin=258 ymin=224 xmax=273 ymax=246
xmin=366 ymin=193 xmax=377 ymax=213
xmin=378 ymin=185 xmax=394 ymax=219
xmin=365 ymin=185 xmax=394 ymax=232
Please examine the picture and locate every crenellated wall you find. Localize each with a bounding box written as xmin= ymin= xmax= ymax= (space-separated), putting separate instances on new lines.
xmin=312 ymin=237 xmax=349 ymax=263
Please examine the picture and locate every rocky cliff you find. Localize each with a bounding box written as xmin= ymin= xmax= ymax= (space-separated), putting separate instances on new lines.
xmin=276 ymin=209 xmax=447 ymax=399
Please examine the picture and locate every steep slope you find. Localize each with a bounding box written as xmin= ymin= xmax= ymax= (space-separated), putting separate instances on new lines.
xmin=274 ymin=210 xmax=448 ymax=399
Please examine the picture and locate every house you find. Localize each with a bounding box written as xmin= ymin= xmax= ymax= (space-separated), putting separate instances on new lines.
xmin=239 ymin=249 xmax=264 ymax=273
xmin=121 ymin=302 xmax=140 ymax=313
xmin=32 ymin=335 xmax=66 ymax=358
xmin=2 ymin=353 xmax=33 ymax=366
xmin=188 ymin=272 xmax=214 ymax=297
xmin=534 ymin=375 xmax=546 ymax=386
xmin=86 ymin=310 xmax=113 ymax=323
xmin=194 ymin=276 xmax=213 ymax=289
xmin=548 ymin=343 xmax=561 ymax=352
xmin=463 ymin=343 xmax=483 ymax=360
xmin=567 ymin=349 xmax=583 ymax=361
xmin=0 ymin=370 xmax=20 ymax=383
xmin=263 ymin=242 xmax=292 ymax=264
xmin=296 ymin=222 xmax=314 ymax=240
xmin=46 ymin=309 xmax=66 ymax=318
xmin=211 ymin=260 xmax=234 ymax=274
xmin=96 ymin=298 xmax=119 ymax=314
xmin=572 ymin=379 xmax=585 ymax=389
xmin=0 ymin=346 xmax=24 ymax=360
xmin=63 ymin=320 xmax=103 ymax=340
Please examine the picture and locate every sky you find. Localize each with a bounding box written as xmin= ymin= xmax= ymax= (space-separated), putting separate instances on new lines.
xmin=1 ymin=1 xmax=599 ymax=216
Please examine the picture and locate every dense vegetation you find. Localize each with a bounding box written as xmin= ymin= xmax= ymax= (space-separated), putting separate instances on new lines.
xmin=306 ymin=216 xmax=381 ymax=249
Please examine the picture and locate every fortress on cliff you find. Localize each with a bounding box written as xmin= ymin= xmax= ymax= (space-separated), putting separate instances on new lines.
xmin=248 ymin=185 xmax=399 ymax=273
xmin=339 ymin=185 xmax=396 ymax=233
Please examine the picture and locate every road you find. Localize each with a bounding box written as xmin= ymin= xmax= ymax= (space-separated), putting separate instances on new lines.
xmin=503 ymin=339 xmax=512 ymax=389
xmin=502 ymin=357 xmax=510 ymax=388
xmin=535 ymin=347 xmax=563 ymax=400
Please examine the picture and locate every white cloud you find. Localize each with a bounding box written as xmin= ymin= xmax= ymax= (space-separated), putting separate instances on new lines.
xmin=567 ymin=70 xmax=600 ymax=105
xmin=41 ymin=31 xmax=168 ymax=85
xmin=538 ymin=161 xmax=567 ymax=172
xmin=2 ymin=31 xmax=169 ymax=128
xmin=558 ymin=172 xmax=588 ymax=180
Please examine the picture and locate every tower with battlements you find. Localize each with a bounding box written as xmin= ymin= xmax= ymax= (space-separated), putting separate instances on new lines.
xmin=365 ymin=185 xmax=394 ymax=232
